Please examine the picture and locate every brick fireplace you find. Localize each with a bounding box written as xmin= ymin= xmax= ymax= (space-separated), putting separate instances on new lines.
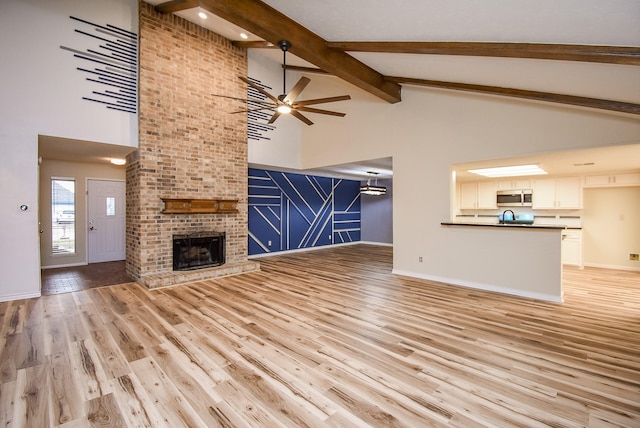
xmin=126 ymin=3 xmax=259 ymax=288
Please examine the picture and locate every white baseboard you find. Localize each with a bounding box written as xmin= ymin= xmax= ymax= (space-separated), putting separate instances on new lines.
xmin=42 ymin=262 xmax=88 ymax=270
xmin=582 ymin=262 xmax=640 ymax=272
xmin=0 ymin=291 xmax=41 ymax=303
xmin=248 ymin=241 xmax=391 ymax=259
xmin=391 ymin=269 xmax=564 ymax=303
xmin=359 ymin=241 xmax=393 ymax=247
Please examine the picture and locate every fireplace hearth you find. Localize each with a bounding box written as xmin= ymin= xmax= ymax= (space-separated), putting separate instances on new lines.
xmin=173 ymin=231 xmax=225 ymax=271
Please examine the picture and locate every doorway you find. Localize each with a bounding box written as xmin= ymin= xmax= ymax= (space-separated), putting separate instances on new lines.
xmin=87 ymin=179 xmax=126 ymax=263
xmin=582 ymin=186 xmax=640 ymax=270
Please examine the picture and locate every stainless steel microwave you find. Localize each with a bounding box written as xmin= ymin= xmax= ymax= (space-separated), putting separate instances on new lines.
xmin=496 ymin=189 xmax=533 ymax=207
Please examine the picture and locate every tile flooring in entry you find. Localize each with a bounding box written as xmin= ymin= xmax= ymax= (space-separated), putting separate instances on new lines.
xmin=40 ymin=260 xmax=133 ymax=295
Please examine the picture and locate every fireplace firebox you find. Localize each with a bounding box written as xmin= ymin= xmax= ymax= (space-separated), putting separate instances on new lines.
xmin=173 ymin=231 xmax=225 ymax=271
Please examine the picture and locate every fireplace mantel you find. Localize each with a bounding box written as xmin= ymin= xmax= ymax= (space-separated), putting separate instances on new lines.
xmin=161 ymin=198 xmax=238 ymax=214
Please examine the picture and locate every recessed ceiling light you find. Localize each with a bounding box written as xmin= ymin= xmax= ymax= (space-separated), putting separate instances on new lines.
xmin=468 ymin=164 xmax=547 ymax=178
xmin=110 ymin=158 xmax=126 ymax=166
xmin=240 ymin=33 xmax=249 ymax=39
xmin=198 ymin=11 xmax=207 ymax=19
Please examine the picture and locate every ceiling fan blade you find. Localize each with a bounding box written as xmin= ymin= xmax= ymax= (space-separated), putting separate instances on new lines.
xmin=291 ymin=110 xmax=314 ymax=125
xmin=239 ymin=76 xmax=279 ymax=103
xmin=283 ymin=77 xmax=311 ymax=104
xmin=267 ymin=111 xmax=282 ymax=124
xmin=295 ymin=106 xmax=346 ymax=117
xmin=293 ymin=95 xmax=351 ymax=106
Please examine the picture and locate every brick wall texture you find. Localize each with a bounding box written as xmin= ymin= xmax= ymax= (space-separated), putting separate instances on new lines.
xmin=127 ymin=2 xmax=249 ymax=282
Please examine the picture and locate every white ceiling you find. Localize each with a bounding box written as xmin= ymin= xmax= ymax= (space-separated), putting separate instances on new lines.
xmin=260 ymin=0 xmax=639 ymax=46
xmin=46 ymin=1 xmax=639 ymax=181
xmin=171 ymin=0 xmax=640 ymax=105
xmin=39 ymin=135 xmax=135 ymax=165
xmin=454 ymin=143 xmax=640 ymax=182
xmin=162 ymin=0 xmax=640 ymax=180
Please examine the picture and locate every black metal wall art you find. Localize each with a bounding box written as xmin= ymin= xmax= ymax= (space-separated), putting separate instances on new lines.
xmin=60 ymin=16 xmax=137 ymax=114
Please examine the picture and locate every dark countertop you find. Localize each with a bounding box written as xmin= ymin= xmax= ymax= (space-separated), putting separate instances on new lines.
xmin=441 ymin=222 xmax=567 ymax=230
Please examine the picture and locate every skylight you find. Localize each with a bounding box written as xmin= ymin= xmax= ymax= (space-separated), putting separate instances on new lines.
xmin=468 ymin=164 xmax=547 ymax=178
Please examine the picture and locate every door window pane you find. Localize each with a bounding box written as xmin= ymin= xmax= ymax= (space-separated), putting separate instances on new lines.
xmin=106 ymin=197 xmax=115 ymax=216
xmin=51 ymin=179 xmax=75 ymax=254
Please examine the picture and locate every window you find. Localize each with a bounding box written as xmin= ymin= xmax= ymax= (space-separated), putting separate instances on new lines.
xmin=51 ymin=179 xmax=75 ymax=254
xmin=106 ymin=196 xmax=115 ymax=216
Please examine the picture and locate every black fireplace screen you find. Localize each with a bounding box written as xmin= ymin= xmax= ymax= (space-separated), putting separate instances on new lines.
xmin=173 ymin=231 xmax=225 ymax=271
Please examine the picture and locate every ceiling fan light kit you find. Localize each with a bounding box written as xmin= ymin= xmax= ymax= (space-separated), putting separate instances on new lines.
xmin=222 ymin=40 xmax=350 ymax=126
xmin=276 ymin=104 xmax=292 ymax=114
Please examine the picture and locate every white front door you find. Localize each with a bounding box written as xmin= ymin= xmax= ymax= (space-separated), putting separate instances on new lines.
xmin=88 ymin=179 xmax=126 ymax=263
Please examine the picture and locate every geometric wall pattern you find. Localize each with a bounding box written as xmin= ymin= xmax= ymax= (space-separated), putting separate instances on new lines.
xmin=248 ymin=168 xmax=361 ymax=255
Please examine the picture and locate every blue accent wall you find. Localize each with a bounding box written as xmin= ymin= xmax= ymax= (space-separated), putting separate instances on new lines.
xmin=248 ymin=168 xmax=361 ymax=255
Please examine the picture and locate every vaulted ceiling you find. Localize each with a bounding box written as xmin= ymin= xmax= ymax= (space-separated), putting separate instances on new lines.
xmin=149 ymin=0 xmax=640 ymax=116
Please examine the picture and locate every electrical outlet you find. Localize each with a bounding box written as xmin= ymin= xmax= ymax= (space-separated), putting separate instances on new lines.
xmin=418 ymin=256 xmax=423 ymax=262
xmin=268 ymin=240 xmax=272 ymax=246
xmin=630 ymin=253 xmax=639 ymax=261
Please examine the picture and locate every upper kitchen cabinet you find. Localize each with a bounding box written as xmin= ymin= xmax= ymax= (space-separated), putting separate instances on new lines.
xmin=460 ymin=181 xmax=497 ymax=209
xmin=583 ymin=172 xmax=640 ymax=188
xmin=533 ymin=177 xmax=582 ymax=209
xmin=497 ymin=179 xmax=531 ymax=190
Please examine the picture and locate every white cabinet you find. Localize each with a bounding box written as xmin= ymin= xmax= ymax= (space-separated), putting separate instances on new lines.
xmin=532 ymin=179 xmax=556 ymax=208
xmin=533 ymin=177 xmax=581 ymax=209
xmin=460 ymin=182 xmax=478 ymax=209
xmin=477 ymin=182 xmax=497 ymax=209
xmin=460 ymin=181 xmax=497 ymax=209
xmin=555 ymin=177 xmax=582 ymax=208
xmin=584 ymin=173 xmax=640 ymax=187
xmin=561 ymin=229 xmax=582 ymax=266
xmin=498 ymin=179 xmax=531 ymax=190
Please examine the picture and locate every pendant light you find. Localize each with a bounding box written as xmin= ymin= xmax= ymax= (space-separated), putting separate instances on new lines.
xmin=360 ymin=171 xmax=386 ymax=196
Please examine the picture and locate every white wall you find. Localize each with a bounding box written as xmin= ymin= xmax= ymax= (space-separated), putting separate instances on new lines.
xmin=583 ymin=186 xmax=640 ymax=270
xmin=286 ymin=75 xmax=640 ymax=301
xmin=0 ymin=0 xmax=137 ymax=301
xmin=247 ymin=51 xmax=303 ymax=169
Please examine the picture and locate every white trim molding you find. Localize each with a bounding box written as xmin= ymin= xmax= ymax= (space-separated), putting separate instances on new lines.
xmin=248 ymin=241 xmax=390 ymax=259
xmin=0 ymin=291 xmax=41 ymax=303
xmin=391 ymin=269 xmax=564 ymax=303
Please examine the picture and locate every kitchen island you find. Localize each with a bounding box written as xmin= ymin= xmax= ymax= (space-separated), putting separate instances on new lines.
xmin=430 ymin=221 xmax=564 ymax=302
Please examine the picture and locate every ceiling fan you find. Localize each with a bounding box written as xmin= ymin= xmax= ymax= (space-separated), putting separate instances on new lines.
xmin=230 ymin=40 xmax=351 ymax=126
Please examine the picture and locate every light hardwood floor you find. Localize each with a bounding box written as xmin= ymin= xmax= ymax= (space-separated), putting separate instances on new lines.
xmin=1 ymin=244 xmax=639 ymax=427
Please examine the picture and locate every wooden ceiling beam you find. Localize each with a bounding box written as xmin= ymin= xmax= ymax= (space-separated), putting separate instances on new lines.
xmin=388 ymin=76 xmax=640 ymax=115
xmin=184 ymin=0 xmax=401 ymax=103
xmin=155 ymin=0 xmax=200 ymax=14
xmin=283 ymin=65 xmax=329 ymax=75
xmin=327 ymin=42 xmax=640 ymax=66
xmin=232 ymin=40 xmax=277 ymax=49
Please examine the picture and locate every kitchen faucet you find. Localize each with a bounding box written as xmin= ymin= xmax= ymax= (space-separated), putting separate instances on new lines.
xmin=502 ymin=209 xmax=515 ymax=223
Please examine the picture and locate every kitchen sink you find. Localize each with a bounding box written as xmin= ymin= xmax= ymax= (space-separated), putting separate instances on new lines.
xmin=499 ymin=212 xmax=534 ymax=225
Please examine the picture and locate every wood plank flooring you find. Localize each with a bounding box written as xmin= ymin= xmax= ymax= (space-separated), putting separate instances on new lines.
xmin=2 ymin=244 xmax=639 ymax=427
